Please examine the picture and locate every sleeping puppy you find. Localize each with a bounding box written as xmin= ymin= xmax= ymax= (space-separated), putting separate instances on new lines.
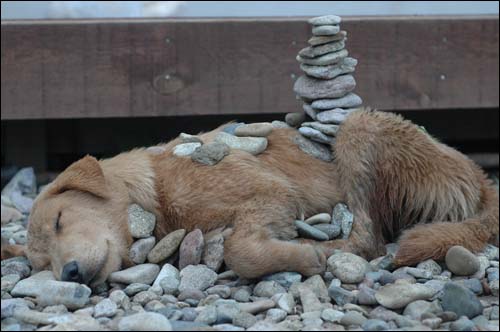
xmin=9 ymin=109 xmax=498 ymax=287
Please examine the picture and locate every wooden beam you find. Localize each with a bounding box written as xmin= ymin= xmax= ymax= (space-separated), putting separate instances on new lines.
xmin=1 ymin=16 xmax=498 ymax=120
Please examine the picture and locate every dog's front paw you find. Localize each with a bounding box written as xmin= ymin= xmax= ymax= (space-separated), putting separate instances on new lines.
xmin=298 ymin=245 xmax=327 ymax=277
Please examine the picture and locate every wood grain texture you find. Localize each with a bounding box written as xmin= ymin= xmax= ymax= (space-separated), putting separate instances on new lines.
xmin=1 ymin=16 xmax=498 ymax=120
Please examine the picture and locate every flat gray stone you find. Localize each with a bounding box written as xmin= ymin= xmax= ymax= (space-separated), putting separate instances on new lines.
xmin=300 ymin=57 xmax=357 ymax=80
xmin=191 ymin=142 xmax=230 ymax=166
xmin=293 ymin=134 xmax=333 ymax=162
xmin=295 ymin=220 xmax=329 ymax=241
xmin=332 ymin=203 xmax=354 ymax=239
xmin=313 ymin=223 xmax=341 ymax=239
xmin=308 ymin=31 xmax=347 ymax=46
xmin=301 ymin=122 xmax=340 ymax=137
xmin=234 ymin=123 xmax=273 ymax=137
xmin=214 ymin=132 xmax=268 ymax=155
xmin=299 ymin=127 xmax=333 ymax=145
xmin=179 ymin=133 xmax=203 ymax=144
xmin=305 ymin=213 xmax=332 ymax=225
xmin=222 ymin=123 xmax=245 ymax=135
xmin=328 ymin=285 xmax=356 ymax=306
xmin=303 ymin=274 xmax=330 ymax=302
xmin=317 ymin=108 xmax=356 ymax=125
xmin=147 ymin=229 xmax=186 ymax=264
xmin=297 ymin=49 xmax=348 ymax=66
xmin=263 ymin=272 xmax=302 ymax=289
xmin=127 ymin=204 xmax=156 ymax=239
xmin=129 ymin=236 xmax=156 ymax=264
xmin=308 ymin=15 xmax=342 ymax=25
xmin=173 ymin=143 xmax=202 ymax=157
xmin=312 ymin=25 xmax=340 ymax=36
xmin=299 ymin=40 xmax=345 ymax=59
xmin=375 ymin=284 xmax=437 ymax=309
xmin=294 ymin=74 xmax=355 ymax=99
xmin=108 ymin=264 xmax=160 ymax=285
xmin=312 ymin=93 xmax=363 ymax=110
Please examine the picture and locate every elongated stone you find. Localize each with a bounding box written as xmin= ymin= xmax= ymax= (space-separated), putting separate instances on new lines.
xmin=299 ymin=127 xmax=333 ymax=145
xmin=300 ymin=57 xmax=357 ymax=80
xmin=299 ymin=40 xmax=345 ymax=59
xmin=293 ymin=134 xmax=333 ymax=162
xmin=214 ymin=132 xmax=268 ymax=155
xmin=317 ymin=108 xmax=357 ymax=124
xmin=312 ymin=93 xmax=363 ymax=110
xmin=302 ymin=122 xmax=340 ymax=137
xmin=305 ymin=213 xmax=332 ymax=225
xmin=308 ymin=15 xmax=342 ymax=26
xmin=297 ymin=49 xmax=348 ymax=66
xmin=312 ymin=25 xmax=340 ymax=36
xmin=308 ymin=31 xmax=347 ymax=46
xmin=294 ymin=75 xmax=355 ymax=100
xmin=147 ymin=229 xmax=186 ymax=264
xmin=303 ymin=104 xmax=318 ymax=120
xmin=295 ymin=220 xmax=329 ymax=241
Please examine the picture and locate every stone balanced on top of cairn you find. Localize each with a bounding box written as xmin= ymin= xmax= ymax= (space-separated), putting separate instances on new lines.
xmin=286 ymin=14 xmax=363 ymax=147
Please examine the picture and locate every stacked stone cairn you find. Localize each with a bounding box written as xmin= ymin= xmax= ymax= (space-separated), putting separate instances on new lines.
xmin=287 ymin=15 xmax=363 ymax=147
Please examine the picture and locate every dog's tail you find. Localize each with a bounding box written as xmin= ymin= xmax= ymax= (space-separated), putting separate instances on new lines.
xmin=394 ymin=179 xmax=499 ymax=266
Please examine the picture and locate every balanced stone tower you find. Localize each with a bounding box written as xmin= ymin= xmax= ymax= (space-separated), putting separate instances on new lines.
xmin=287 ymin=15 xmax=363 ymax=147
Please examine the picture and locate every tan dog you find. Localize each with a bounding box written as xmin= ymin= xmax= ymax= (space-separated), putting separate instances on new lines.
xmin=8 ymin=110 xmax=498 ymax=287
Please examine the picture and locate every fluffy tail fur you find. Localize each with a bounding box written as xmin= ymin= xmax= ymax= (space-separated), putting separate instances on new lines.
xmin=394 ymin=179 xmax=499 ymax=266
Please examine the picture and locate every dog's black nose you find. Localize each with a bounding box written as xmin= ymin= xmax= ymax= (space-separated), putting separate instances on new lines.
xmin=61 ymin=261 xmax=82 ymax=283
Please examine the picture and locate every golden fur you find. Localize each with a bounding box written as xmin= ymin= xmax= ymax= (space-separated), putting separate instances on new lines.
xmin=3 ymin=110 xmax=498 ymax=286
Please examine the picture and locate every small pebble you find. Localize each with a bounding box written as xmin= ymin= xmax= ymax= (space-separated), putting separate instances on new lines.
xmin=445 ymin=246 xmax=480 ymax=276
xmin=191 ymin=142 xmax=230 ymax=166
xmin=312 ymin=25 xmax=341 ymax=36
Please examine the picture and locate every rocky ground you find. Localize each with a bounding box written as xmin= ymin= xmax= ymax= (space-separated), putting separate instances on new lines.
xmin=1 ymin=166 xmax=499 ymax=331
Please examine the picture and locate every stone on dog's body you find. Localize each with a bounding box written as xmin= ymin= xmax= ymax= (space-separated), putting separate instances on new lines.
xmin=14 ymin=110 xmax=498 ymax=291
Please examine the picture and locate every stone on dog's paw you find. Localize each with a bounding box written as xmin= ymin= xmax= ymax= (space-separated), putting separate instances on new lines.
xmin=191 ymin=142 xmax=230 ymax=166
xmin=129 ymin=236 xmax=156 ymax=264
xmin=179 ymin=265 xmax=217 ymax=292
xmin=147 ymin=229 xmax=186 ymax=264
xmin=146 ymin=145 xmax=167 ymax=155
xmin=118 ymin=312 xmax=172 ymax=331
xmin=234 ymin=123 xmax=273 ymax=137
xmin=179 ymin=133 xmax=203 ymax=144
xmin=108 ymin=264 xmax=160 ymax=285
xmin=445 ymin=246 xmax=480 ymax=276
xmin=332 ymin=203 xmax=353 ymax=240
xmin=222 ymin=123 xmax=245 ymax=135
xmin=173 ymin=143 xmax=202 ymax=157
xmin=271 ymin=120 xmax=291 ymax=129
xmin=295 ymin=220 xmax=329 ymax=241
xmin=127 ymin=204 xmax=156 ymax=239
xmin=179 ymin=229 xmax=205 ymax=270
xmin=313 ymin=224 xmax=341 ymax=240
xmin=305 ymin=213 xmax=331 ymax=225
xmin=285 ymin=113 xmax=306 ymax=127
xmin=214 ymin=132 xmax=268 ymax=155
xmin=327 ymin=252 xmax=370 ymax=284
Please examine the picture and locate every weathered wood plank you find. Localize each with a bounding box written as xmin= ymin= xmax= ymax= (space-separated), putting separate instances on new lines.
xmin=1 ymin=16 xmax=498 ymax=120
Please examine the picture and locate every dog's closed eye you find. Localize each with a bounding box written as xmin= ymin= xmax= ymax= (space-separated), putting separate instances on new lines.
xmin=55 ymin=212 xmax=62 ymax=232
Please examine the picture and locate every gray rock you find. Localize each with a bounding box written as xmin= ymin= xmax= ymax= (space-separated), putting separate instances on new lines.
xmin=124 ymin=283 xmax=150 ymax=297
xmin=490 ymin=306 xmax=499 ymax=320
xmin=362 ymin=319 xmax=390 ymax=331
xmin=294 ymin=220 xmax=329 ymax=241
xmin=173 ymin=143 xmax=202 ymax=157
xmin=127 ymin=204 xmax=156 ymax=238
xmin=154 ymin=264 xmax=180 ymax=293
xmin=375 ymin=283 xmax=437 ymax=309
xmin=340 ymin=311 xmax=367 ymax=326
xmin=303 ymin=275 xmax=330 ymax=303
xmin=207 ymin=285 xmax=231 ymax=299
xmin=9 ymin=192 xmax=33 ymax=214
xmin=440 ymin=282 xmax=483 ymax=318
xmin=109 ymin=290 xmax=130 ymax=309
xmin=285 ymin=113 xmax=306 ymax=127
xmin=179 ymin=229 xmax=204 ymax=270
xmin=12 ymin=230 xmax=27 ymax=245
xmin=232 ymin=311 xmax=257 ymax=329
xmin=118 ymin=312 xmax=172 ymax=331
xmin=202 ymin=233 xmax=225 ymax=272
xmin=312 ymin=25 xmax=341 ymax=36
xmin=2 ymin=167 xmax=36 ymax=198
xmin=445 ymin=246 xmax=480 ymax=276
xmin=129 ymin=236 xmax=156 ymax=264
xmin=222 ymin=123 xmax=245 ymax=135
xmin=299 ymin=126 xmax=333 ymax=144
xmin=1 ymin=298 xmax=34 ymax=319
xmin=489 ymin=279 xmax=499 ymax=297
xmin=195 ymin=306 xmax=217 ymax=325
xmin=454 ymin=278 xmax=483 ymax=295
xmin=266 ymin=308 xmax=287 ymax=323
xmin=12 ymin=279 xmax=91 ymax=310
xmin=321 ymin=308 xmax=344 ymax=322
xmin=214 ymin=132 xmax=268 ymax=155
xmin=488 ymin=267 xmax=499 ymax=282
xmin=308 ymin=15 xmax=342 ymax=25
xmin=191 ymin=142 xmax=230 ymax=166
xmin=179 ymin=133 xmax=203 ymax=144
xmin=317 ymin=108 xmax=356 ymax=125
xmin=293 ymin=133 xmax=333 ymax=162
xmin=271 ymin=120 xmax=291 ymax=129
xmin=308 ymin=31 xmax=347 ymax=46
xmin=300 ymin=57 xmax=357 ymax=80
xmin=417 ymin=260 xmax=443 ymax=276
xmin=1 ymin=261 xmax=30 ymax=279
xmin=109 ymin=264 xmax=159 ymax=285
xmin=179 ymin=265 xmax=218 ymax=292
xmin=358 ymin=284 xmax=378 ymax=305
xmin=327 ymin=252 xmax=370 ymax=283
xmin=147 ymin=229 xmax=186 ymax=264
xmin=42 ymin=304 xmax=68 ymax=315
xmin=297 ymin=48 xmax=348 ymax=66
xmin=472 ymin=256 xmax=490 ymax=279
xmin=482 ymin=244 xmax=499 ymax=260
xmin=238 ymin=299 xmax=276 ymax=314
xmin=263 ymin=272 xmax=302 ymax=289
xmin=216 ymin=302 xmax=241 ymax=324
xmin=301 ymin=122 xmax=340 ymax=137
xmin=94 ymin=298 xmax=118 ymax=318
xmin=403 ymin=300 xmax=442 ymax=320
xmin=274 ymin=293 xmax=295 ymax=314
xmin=159 ymin=275 xmax=181 ymax=296
xmin=303 ymin=104 xmax=318 ymax=120
xmin=254 ymin=281 xmax=286 ymax=298
xmin=332 ymin=203 xmax=354 ymax=239
xmin=1 ymin=274 xmax=21 ymax=293
xmin=449 ymin=316 xmax=476 ymax=331
xmin=313 ymin=224 xmax=341 ymax=240
xmin=328 ymin=285 xmax=356 ymax=306
xmin=234 ymin=123 xmax=273 ymax=137
xmin=299 ymin=40 xmax=345 ymax=59
xmin=132 ymin=290 xmax=160 ymax=305
xmin=294 ymin=75 xmax=356 ymax=100
xmin=311 ymin=93 xmax=363 ymax=110
xmin=305 ymin=213 xmax=331 ymax=225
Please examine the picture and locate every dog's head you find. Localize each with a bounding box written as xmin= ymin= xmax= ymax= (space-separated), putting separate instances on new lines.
xmin=27 ymin=156 xmax=133 ymax=287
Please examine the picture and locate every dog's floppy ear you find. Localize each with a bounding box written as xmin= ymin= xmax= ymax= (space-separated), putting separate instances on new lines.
xmin=50 ymin=155 xmax=109 ymax=199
